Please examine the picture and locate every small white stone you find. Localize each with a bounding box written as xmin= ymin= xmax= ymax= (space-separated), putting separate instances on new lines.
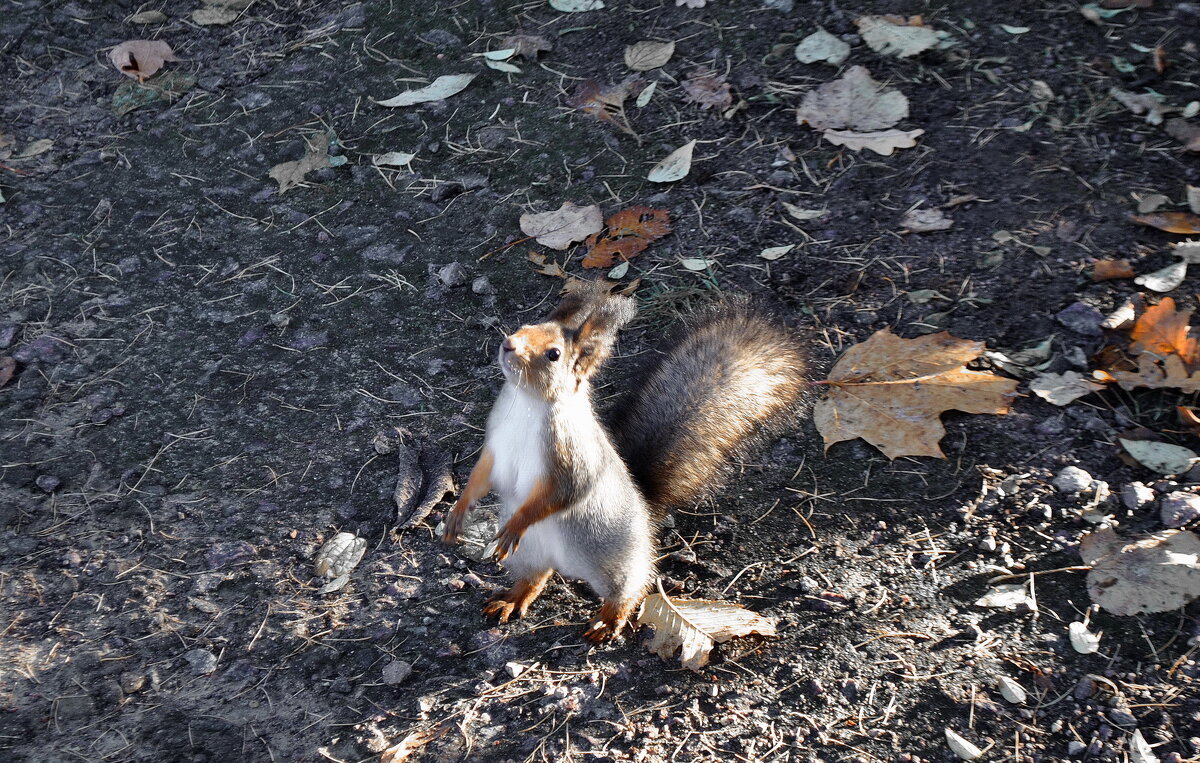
xmin=1052 ymin=466 xmax=1093 ymax=493
xmin=505 ymin=661 xmax=525 ymax=678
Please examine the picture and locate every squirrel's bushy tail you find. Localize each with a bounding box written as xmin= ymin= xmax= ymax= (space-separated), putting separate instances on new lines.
xmin=610 ymin=300 xmax=808 ymax=513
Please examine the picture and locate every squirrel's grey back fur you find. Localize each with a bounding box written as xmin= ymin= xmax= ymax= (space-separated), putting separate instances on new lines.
xmin=609 ymin=300 xmax=808 ymax=513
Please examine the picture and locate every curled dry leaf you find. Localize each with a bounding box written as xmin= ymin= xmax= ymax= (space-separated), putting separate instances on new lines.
xmin=944 ymin=728 xmax=983 ymax=761
xmin=550 ymin=0 xmax=605 ymax=10
xmin=901 ymin=208 xmax=952 ymax=232
xmin=501 ymin=33 xmax=552 ymax=60
xmin=759 ymin=245 xmax=795 ymax=261
xmin=624 ymin=40 xmax=675 ymax=71
xmin=380 ymin=728 xmax=440 ymax=763
xmin=582 ymin=206 xmax=671 ymax=269
xmin=374 ymin=74 xmax=476 ymax=107
xmin=1080 ymin=527 xmax=1200 ymax=615
xmin=1068 ymin=621 xmax=1101 ymax=654
xmin=269 ymin=134 xmax=332 ymax=194
xmin=373 ymin=151 xmax=415 ymax=168
xmin=392 ymin=432 xmax=454 ymax=531
xmin=1130 ymin=730 xmax=1159 ymax=763
xmin=313 ymin=531 xmax=367 ymax=594
xmin=519 ymin=202 xmax=603 ymax=250
xmin=1092 ymin=259 xmax=1135 ymax=281
xmin=975 ymin=582 xmax=1036 ymax=610
xmin=1131 ymin=211 xmax=1200 ymax=235
xmin=647 ymin=139 xmax=696 ymax=183
xmin=797 ymin=66 xmax=909 ymax=131
xmin=857 ymin=15 xmax=952 ymax=58
xmin=822 ymin=128 xmax=924 ymax=155
xmin=996 ymin=676 xmax=1027 ymax=705
xmin=1134 ymin=260 xmax=1187 ymax=293
xmin=637 ymin=592 xmax=777 ymax=670
xmin=815 ymin=329 xmax=1019 ymax=459
xmin=109 ymin=39 xmax=177 ymax=82
xmin=527 ymin=252 xmax=568 ymax=278
xmin=128 ymin=10 xmax=168 ymax=24
xmin=1029 ymin=371 xmax=1106 ymax=406
xmin=676 ymin=0 xmax=706 ymax=7
xmin=193 ymin=7 xmax=239 ymax=25
xmin=682 ymin=69 xmax=732 ymax=111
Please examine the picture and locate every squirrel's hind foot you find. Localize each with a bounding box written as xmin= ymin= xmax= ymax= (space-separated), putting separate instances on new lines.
xmin=483 ymin=570 xmax=552 ymax=623
xmin=582 ymin=598 xmax=639 ymax=644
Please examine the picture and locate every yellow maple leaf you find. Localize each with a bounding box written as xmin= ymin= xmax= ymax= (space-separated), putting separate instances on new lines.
xmin=815 ymin=329 xmax=1019 ymax=459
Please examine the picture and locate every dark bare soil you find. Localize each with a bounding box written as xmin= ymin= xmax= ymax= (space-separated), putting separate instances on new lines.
xmin=2 ymin=1 xmax=1199 ymax=762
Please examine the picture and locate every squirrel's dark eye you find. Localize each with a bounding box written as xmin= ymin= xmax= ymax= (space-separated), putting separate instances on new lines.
xmin=545 ymin=348 xmax=561 ymax=362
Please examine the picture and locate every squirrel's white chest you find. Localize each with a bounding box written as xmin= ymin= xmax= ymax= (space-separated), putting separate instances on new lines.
xmin=486 ymin=385 xmax=550 ymax=511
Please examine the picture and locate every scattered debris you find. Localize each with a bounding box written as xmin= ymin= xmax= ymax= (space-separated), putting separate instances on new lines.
xmin=269 ymin=134 xmax=334 ymax=194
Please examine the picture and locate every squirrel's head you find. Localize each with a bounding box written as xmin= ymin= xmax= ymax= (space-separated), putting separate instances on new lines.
xmin=499 ymin=283 xmax=635 ymax=401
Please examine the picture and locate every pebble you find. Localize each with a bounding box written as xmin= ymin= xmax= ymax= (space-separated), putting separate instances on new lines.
xmin=1108 ymin=708 xmax=1137 ymax=727
xmin=204 ymin=541 xmax=256 ymax=570
xmin=1073 ymin=676 xmax=1097 ymax=699
xmin=12 ymin=335 xmax=67 ymax=365
xmin=471 ymin=276 xmax=495 ymax=296
xmin=1067 ymin=741 xmax=1086 ymax=756
xmin=1121 ymin=482 xmax=1155 ymax=510
xmin=35 ymin=474 xmax=60 ymax=492
xmin=382 ymin=660 xmax=412 ymax=685
xmin=1055 ymin=302 xmax=1105 ymax=336
xmin=437 ymin=262 xmax=469 ymax=287
xmin=1053 ymin=466 xmax=1093 ymax=493
xmin=184 ymin=648 xmax=218 ymax=675
xmin=1160 ymin=491 xmax=1200 ymax=528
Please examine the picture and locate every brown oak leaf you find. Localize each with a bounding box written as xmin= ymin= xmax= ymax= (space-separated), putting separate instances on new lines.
xmin=1128 ymin=297 xmax=1200 ymax=365
xmin=1092 ymin=259 xmax=1135 ymax=281
xmin=682 ymin=69 xmax=732 ymax=111
xmin=1132 ymin=212 xmax=1200 ymax=235
xmin=814 ymin=329 xmax=1018 ymax=459
xmin=567 ymin=78 xmax=641 ymax=136
xmin=582 ymin=206 xmax=671 ymax=269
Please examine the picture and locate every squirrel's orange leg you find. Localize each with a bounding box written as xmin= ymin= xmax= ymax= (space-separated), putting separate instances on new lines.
xmin=442 ymin=448 xmax=493 ymax=545
xmin=482 ymin=569 xmax=553 ymax=623
xmin=583 ymin=597 xmax=639 ymax=644
xmin=494 ymin=478 xmax=563 ymax=561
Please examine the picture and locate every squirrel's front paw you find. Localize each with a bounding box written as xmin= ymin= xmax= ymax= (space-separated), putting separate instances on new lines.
xmin=441 ymin=504 xmax=468 ymax=545
xmin=493 ymin=522 xmax=525 ymax=561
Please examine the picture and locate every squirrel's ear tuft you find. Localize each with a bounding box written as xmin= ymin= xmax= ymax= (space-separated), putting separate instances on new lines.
xmin=577 ymin=292 xmax=635 ymax=342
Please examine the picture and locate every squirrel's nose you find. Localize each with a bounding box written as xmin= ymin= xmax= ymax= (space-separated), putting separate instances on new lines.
xmin=502 ymin=337 xmax=517 ymax=353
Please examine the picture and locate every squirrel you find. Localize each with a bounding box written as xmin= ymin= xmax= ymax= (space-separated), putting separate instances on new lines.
xmin=442 ymin=281 xmax=808 ymax=643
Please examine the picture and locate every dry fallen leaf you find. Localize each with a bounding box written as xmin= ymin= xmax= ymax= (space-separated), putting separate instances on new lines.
xmin=1112 ymin=88 xmax=1172 ymax=125
xmin=901 ymin=208 xmax=952 ymax=232
xmin=527 ymin=252 xmax=568 ymax=279
xmin=856 ymin=15 xmax=952 ymax=58
xmin=1128 ymin=298 xmax=1198 ymax=364
xmin=1068 ymin=621 xmax=1101 ymax=654
xmin=1029 ymin=371 xmax=1106 ymax=406
xmin=108 ymin=39 xmax=177 ymax=82
xmin=1131 ymin=212 xmax=1200 ymax=235
xmin=0 ymin=357 xmax=15 ymax=388
xmin=815 ymin=329 xmax=1019 ymax=459
xmin=1080 ymin=527 xmax=1200 ymax=615
xmin=1166 ymin=118 xmax=1200 ymax=152
xmin=647 ymin=139 xmax=696 ymax=183
xmin=624 ymin=40 xmax=675 ymax=71
xmin=682 ymin=69 xmax=732 ymax=111
xmin=268 ymin=134 xmax=332 ymax=194
xmin=1130 ymin=730 xmax=1159 ymax=763
xmin=794 ymin=29 xmax=851 ymax=66
xmin=519 ymin=202 xmax=603 ymax=250
xmin=374 ymin=74 xmax=476 ymax=108
xmin=380 ymin=728 xmax=440 ymax=763
xmin=638 ymin=591 xmax=777 ymax=670
xmin=821 ymin=128 xmax=924 ymax=155
xmin=582 ymin=206 xmax=671 ymax=269
xmin=567 ymin=78 xmax=639 ymax=135
xmin=1092 ymin=259 xmax=1135 ymax=281
xmin=1119 ymin=437 xmax=1200 ymax=474
xmin=945 ymin=728 xmax=984 ymax=761
xmin=1134 ymin=260 xmax=1188 ymax=293
xmin=501 ymin=33 xmax=553 ymax=60
xmin=797 ymin=66 xmax=909 ymax=131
